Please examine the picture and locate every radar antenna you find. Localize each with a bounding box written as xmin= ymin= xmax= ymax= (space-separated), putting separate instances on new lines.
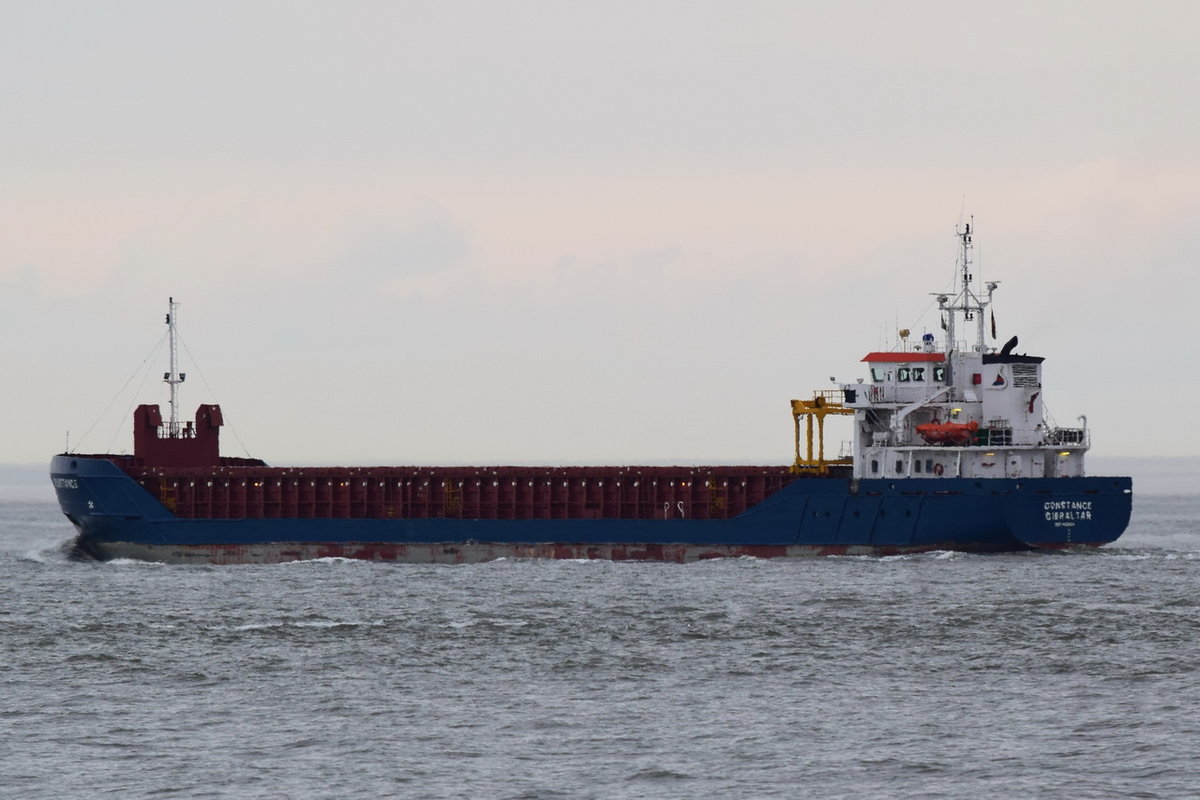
xmin=933 ymin=217 xmax=999 ymax=354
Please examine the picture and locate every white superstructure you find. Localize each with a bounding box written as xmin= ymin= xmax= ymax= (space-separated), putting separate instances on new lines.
xmin=838 ymin=221 xmax=1088 ymax=481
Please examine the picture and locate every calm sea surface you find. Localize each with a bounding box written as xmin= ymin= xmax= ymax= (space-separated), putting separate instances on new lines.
xmin=2 ymin=464 xmax=1197 ymax=800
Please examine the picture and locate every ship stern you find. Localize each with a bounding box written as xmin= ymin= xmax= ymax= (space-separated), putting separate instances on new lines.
xmin=1004 ymin=476 xmax=1132 ymax=548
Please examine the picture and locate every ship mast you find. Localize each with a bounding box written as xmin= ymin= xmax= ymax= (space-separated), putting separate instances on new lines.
xmin=164 ymin=297 xmax=186 ymax=438
xmin=935 ymin=217 xmax=998 ymax=354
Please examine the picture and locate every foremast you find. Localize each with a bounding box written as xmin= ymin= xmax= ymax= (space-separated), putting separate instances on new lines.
xmin=132 ymin=297 xmax=226 ymax=468
xmin=165 ymin=297 xmax=186 ymax=438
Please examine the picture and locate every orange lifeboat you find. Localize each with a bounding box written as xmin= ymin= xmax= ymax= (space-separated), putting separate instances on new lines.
xmin=915 ymin=420 xmax=979 ymax=445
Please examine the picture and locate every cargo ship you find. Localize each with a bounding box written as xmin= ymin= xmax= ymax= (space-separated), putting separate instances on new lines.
xmin=51 ymin=222 xmax=1132 ymax=563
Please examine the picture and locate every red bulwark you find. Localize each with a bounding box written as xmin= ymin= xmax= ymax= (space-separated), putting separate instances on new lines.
xmin=125 ymin=464 xmax=802 ymax=522
xmin=861 ymin=352 xmax=945 ymax=362
xmin=133 ymin=404 xmax=223 ymax=468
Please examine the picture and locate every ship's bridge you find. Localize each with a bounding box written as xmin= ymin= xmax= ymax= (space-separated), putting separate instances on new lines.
xmin=856 ymin=351 xmax=947 ymax=406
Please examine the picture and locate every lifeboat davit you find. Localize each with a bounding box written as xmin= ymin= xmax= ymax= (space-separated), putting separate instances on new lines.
xmin=915 ymin=420 xmax=979 ymax=445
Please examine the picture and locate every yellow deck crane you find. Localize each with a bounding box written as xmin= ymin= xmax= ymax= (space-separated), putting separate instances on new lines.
xmin=790 ymin=390 xmax=854 ymax=475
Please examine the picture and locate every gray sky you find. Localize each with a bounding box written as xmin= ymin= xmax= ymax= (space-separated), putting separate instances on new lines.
xmin=2 ymin=1 xmax=1197 ymax=465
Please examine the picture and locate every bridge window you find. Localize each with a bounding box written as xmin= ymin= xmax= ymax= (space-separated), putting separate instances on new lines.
xmin=871 ymin=367 xmax=887 ymax=382
xmin=897 ymin=367 xmax=911 ymax=382
xmin=933 ymin=366 xmax=946 ymax=382
xmin=912 ymin=367 xmax=925 ymax=381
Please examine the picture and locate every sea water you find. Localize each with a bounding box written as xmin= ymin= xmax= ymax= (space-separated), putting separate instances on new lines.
xmin=1 ymin=462 xmax=1197 ymax=800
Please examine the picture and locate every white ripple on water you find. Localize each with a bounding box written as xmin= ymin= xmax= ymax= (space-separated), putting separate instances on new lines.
xmin=226 ymin=622 xmax=287 ymax=631
xmin=1102 ymin=550 xmax=1200 ymax=561
xmin=834 ymin=550 xmax=974 ymax=562
xmin=445 ymin=618 xmax=530 ymax=629
xmin=292 ymin=619 xmax=386 ymax=629
xmin=224 ymin=619 xmax=386 ymax=632
xmin=932 ymin=549 xmax=968 ymax=560
xmin=17 ymin=537 xmax=78 ymax=564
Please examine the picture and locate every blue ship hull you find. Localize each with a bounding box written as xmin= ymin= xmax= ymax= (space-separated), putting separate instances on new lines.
xmin=50 ymin=455 xmax=1132 ymax=564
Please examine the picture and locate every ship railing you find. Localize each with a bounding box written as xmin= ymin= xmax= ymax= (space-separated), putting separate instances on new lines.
xmin=907 ymin=424 xmax=1090 ymax=449
xmin=810 ymin=389 xmax=848 ymax=406
xmin=976 ymin=427 xmax=1013 ymax=447
xmin=1046 ymin=427 xmax=1089 ymax=447
xmin=155 ymin=422 xmax=198 ymax=440
xmin=863 ymin=385 xmax=959 ymax=406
